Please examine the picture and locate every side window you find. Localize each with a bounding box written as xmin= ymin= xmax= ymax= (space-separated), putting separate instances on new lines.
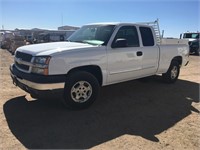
xmin=112 ymin=26 xmax=139 ymax=48
xmin=139 ymin=27 xmax=154 ymax=46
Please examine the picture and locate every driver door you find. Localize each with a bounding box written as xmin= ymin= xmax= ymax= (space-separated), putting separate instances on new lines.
xmin=107 ymin=25 xmax=143 ymax=84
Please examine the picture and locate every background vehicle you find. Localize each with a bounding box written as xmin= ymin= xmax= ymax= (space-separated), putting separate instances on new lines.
xmin=9 ymin=35 xmax=26 ymax=55
xmin=0 ymin=31 xmax=14 ymax=49
xmin=36 ymin=30 xmax=75 ymax=43
xmin=0 ymin=32 xmax=4 ymax=47
xmin=180 ymin=32 xmax=200 ymax=55
xmin=25 ymin=35 xmax=34 ymax=44
xmin=10 ymin=20 xmax=189 ymax=109
xmin=37 ymin=33 xmax=65 ymax=43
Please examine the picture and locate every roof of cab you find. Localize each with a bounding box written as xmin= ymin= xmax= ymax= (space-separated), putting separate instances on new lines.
xmin=84 ymin=22 xmax=151 ymax=27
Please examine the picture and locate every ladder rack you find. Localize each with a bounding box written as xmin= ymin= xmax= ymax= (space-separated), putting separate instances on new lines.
xmin=137 ymin=19 xmax=161 ymax=44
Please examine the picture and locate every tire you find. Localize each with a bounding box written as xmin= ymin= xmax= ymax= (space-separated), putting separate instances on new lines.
xmin=162 ymin=61 xmax=180 ymax=83
xmin=195 ymin=49 xmax=200 ymax=56
xmin=62 ymin=71 xmax=100 ymax=109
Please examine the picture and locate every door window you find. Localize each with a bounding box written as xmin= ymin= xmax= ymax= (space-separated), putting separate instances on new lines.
xmin=112 ymin=26 xmax=139 ymax=48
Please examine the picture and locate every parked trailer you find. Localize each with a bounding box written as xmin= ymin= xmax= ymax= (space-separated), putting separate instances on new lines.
xmin=36 ymin=30 xmax=76 ymax=43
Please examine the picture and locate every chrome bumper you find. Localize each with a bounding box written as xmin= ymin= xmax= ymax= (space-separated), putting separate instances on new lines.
xmin=11 ymin=72 xmax=65 ymax=90
xmin=10 ymin=64 xmax=65 ymax=91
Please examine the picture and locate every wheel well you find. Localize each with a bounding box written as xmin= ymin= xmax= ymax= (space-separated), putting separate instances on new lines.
xmin=67 ymin=65 xmax=103 ymax=86
xmin=172 ymin=56 xmax=182 ymax=66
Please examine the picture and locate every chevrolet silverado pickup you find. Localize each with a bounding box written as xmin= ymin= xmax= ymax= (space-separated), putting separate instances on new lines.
xmin=10 ymin=22 xmax=189 ymax=109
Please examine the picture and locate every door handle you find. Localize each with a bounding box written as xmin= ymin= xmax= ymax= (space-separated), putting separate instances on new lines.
xmin=137 ymin=51 xmax=143 ymax=56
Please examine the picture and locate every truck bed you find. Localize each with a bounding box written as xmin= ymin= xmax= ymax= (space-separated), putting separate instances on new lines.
xmin=161 ymin=38 xmax=188 ymax=45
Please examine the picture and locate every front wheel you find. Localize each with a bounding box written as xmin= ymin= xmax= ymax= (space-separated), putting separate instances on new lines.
xmin=62 ymin=71 xmax=100 ymax=109
xmin=162 ymin=61 xmax=180 ymax=83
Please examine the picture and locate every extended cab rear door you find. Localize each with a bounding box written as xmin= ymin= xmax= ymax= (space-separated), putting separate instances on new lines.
xmin=138 ymin=26 xmax=159 ymax=75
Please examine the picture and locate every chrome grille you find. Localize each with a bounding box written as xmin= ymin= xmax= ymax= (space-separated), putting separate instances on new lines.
xmin=15 ymin=51 xmax=32 ymax=62
xmin=15 ymin=51 xmax=33 ymax=71
xmin=15 ymin=61 xmax=29 ymax=71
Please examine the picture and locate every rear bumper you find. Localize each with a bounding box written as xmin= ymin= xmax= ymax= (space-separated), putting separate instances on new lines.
xmin=10 ymin=64 xmax=65 ymax=98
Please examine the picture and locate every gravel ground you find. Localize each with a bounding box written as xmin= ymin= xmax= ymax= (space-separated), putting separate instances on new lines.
xmin=0 ymin=49 xmax=199 ymax=149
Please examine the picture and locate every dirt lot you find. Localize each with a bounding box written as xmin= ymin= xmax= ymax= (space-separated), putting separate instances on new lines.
xmin=0 ymin=49 xmax=199 ymax=149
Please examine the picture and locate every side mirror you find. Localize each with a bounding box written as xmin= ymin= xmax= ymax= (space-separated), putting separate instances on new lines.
xmin=112 ymin=38 xmax=127 ymax=48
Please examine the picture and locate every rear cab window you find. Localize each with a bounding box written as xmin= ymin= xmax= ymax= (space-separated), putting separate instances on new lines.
xmin=139 ymin=27 xmax=155 ymax=46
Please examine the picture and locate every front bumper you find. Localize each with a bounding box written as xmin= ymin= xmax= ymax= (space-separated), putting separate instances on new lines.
xmin=190 ymin=46 xmax=199 ymax=53
xmin=10 ymin=64 xmax=65 ymax=98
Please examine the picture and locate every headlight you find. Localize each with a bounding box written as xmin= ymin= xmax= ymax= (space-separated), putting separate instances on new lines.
xmin=34 ymin=56 xmax=51 ymax=64
xmin=31 ymin=56 xmax=51 ymax=75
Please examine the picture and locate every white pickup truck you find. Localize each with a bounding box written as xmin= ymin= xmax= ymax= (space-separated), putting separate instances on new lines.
xmin=10 ymin=21 xmax=189 ymax=109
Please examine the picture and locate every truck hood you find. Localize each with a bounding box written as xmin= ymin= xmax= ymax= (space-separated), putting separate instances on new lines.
xmin=16 ymin=42 xmax=94 ymax=56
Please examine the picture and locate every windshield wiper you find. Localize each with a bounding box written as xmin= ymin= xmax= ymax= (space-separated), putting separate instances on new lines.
xmin=73 ymin=40 xmax=85 ymax=43
xmin=73 ymin=40 xmax=93 ymax=45
xmin=70 ymin=40 xmax=95 ymax=45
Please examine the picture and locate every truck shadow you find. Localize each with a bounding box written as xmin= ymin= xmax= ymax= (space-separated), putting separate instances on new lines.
xmin=3 ymin=77 xmax=199 ymax=149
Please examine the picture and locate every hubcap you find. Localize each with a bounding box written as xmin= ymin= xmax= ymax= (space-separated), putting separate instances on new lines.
xmin=171 ymin=66 xmax=178 ymax=79
xmin=71 ymin=81 xmax=92 ymax=103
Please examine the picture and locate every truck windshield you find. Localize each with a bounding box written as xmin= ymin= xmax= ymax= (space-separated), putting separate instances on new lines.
xmin=183 ymin=33 xmax=199 ymax=39
xmin=67 ymin=25 xmax=116 ymax=45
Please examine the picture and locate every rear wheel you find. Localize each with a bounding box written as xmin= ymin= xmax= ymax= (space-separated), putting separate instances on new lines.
xmin=63 ymin=71 xmax=100 ymax=109
xmin=162 ymin=61 xmax=180 ymax=83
